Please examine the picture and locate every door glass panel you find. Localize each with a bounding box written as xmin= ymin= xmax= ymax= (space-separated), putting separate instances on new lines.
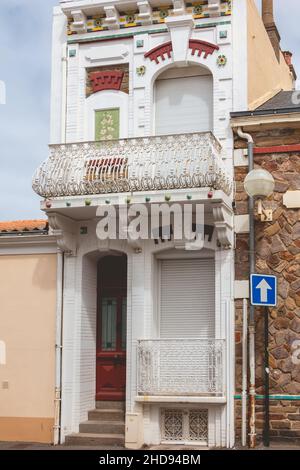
xmin=101 ymin=298 xmax=117 ymax=350
xmin=121 ymin=298 xmax=127 ymax=351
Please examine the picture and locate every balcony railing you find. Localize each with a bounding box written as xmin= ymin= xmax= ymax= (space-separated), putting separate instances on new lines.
xmin=32 ymin=132 xmax=232 ymax=198
xmin=137 ymin=338 xmax=225 ymax=397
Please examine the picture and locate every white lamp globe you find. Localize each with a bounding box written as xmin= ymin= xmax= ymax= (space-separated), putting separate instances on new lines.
xmin=244 ymin=169 xmax=275 ymax=198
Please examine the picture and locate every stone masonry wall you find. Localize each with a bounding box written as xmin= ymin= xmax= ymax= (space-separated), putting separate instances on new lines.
xmin=234 ymin=149 xmax=300 ymax=444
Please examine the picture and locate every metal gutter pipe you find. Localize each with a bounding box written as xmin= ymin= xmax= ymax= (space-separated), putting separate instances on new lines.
xmin=237 ymin=128 xmax=256 ymax=448
xmin=242 ymin=298 xmax=248 ymax=447
xmin=54 ymin=250 xmax=64 ymax=445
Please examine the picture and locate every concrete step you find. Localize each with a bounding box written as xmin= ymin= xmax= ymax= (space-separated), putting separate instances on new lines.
xmin=96 ymin=401 xmax=125 ymax=410
xmin=65 ymin=432 xmax=125 ymax=447
xmin=79 ymin=420 xmax=125 ymax=434
xmin=88 ymin=408 xmax=125 ymax=421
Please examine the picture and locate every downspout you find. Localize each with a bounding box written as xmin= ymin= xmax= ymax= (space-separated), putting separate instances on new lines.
xmin=237 ymin=127 xmax=256 ymax=448
xmin=242 ymin=298 xmax=248 ymax=447
xmin=54 ymin=250 xmax=64 ymax=445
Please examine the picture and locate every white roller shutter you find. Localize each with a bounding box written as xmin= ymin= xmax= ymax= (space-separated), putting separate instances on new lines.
xmin=160 ymin=258 xmax=215 ymax=338
xmin=155 ymin=73 xmax=213 ymax=135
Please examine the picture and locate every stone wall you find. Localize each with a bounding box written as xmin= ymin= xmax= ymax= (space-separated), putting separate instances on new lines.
xmin=234 ymin=149 xmax=300 ymax=444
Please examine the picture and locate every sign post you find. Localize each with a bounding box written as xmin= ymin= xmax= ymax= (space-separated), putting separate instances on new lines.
xmin=250 ymin=274 xmax=277 ymax=448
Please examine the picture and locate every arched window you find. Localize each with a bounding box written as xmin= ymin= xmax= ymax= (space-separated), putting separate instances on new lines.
xmin=154 ymin=66 xmax=213 ymax=136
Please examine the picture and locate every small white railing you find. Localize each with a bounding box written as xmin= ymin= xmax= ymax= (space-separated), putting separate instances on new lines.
xmin=32 ymin=132 xmax=232 ymax=198
xmin=137 ymin=338 xmax=225 ymax=397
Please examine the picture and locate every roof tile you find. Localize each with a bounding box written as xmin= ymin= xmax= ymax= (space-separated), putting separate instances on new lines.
xmin=0 ymin=219 xmax=48 ymax=233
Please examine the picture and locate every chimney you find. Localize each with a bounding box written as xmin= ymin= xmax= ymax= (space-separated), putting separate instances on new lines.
xmin=283 ymin=51 xmax=297 ymax=81
xmin=262 ymin=0 xmax=281 ymax=61
xmin=262 ymin=0 xmax=274 ymax=25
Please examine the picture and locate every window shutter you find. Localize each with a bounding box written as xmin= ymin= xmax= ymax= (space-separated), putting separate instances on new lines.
xmin=155 ymin=74 xmax=213 ymax=135
xmin=160 ymin=258 xmax=215 ymax=338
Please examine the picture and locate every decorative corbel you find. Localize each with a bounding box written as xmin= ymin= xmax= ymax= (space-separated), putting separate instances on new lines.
xmin=48 ymin=213 xmax=77 ymax=256
xmin=137 ymin=1 xmax=153 ymax=25
xmin=119 ymin=216 xmax=143 ymax=253
xmin=207 ymin=0 xmax=221 ymax=17
xmin=70 ymin=10 xmax=87 ymax=33
xmin=212 ymin=202 xmax=233 ymax=250
xmin=172 ymin=0 xmax=186 ymax=16
xmin=103 ymin=6 xmax=120 ymax=30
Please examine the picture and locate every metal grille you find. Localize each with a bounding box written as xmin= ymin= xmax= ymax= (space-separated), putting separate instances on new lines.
xmin=161 ymin=409 xmax=184 ymax=441
xmin=189 ymin=409 xmax=208 ymax=441
xmin=32 ymin=132 xmax=232 ymax=198
xmin=161 ymin=408 xmax=208 ymax=443
xmin=137 ymin=339 xmax=225 ymax=396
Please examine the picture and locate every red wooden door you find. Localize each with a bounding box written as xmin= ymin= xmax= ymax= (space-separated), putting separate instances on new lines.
xmin=96 ymin=256 xmax=127 ymax=401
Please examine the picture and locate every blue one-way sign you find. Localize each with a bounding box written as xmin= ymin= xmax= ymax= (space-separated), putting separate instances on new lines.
xmin=250 ymin=274 xmax=277 ymax=307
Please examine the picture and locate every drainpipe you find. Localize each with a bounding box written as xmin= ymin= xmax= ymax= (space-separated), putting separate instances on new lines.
xmin=237 ymin=127 xmax=256 ymax=448
xmin=242 ymin=298 xmax=248 ymax=447
xmin=54 ymin=250 xmax=64 ymax=445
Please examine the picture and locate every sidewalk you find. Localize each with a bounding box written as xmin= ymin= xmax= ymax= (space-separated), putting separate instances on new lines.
xmin=0 ymin=441 xmax=299 ymax=451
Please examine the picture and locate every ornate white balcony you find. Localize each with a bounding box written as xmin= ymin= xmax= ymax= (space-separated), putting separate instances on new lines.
xmin=137 ymin=338 xmax=225 ymax=397
xmin=32 ymin=133 xmax=232 ymax=199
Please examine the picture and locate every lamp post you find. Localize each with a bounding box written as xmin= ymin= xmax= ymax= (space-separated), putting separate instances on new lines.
xmin=243 ymin=167 xmax=275 ymax=448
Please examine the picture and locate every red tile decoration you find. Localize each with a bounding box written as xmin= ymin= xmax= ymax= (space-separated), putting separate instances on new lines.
xmin=144 ymin=41 xmax=173 ymax=64
xmin=144 ymin=39 xmax=219 ymax=64
xmin=90 ymin=70 xmax=124 ymax=93
xmin=189 ymin=39 xmax=219 ymax=58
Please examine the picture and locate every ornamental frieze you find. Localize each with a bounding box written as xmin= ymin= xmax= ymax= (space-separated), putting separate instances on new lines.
xmin=67 ymin=1 xmax=232 ymax=35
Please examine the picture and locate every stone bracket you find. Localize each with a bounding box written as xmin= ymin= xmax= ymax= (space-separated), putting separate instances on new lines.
xmin=70 ymin=10 xmax=87 ymax=34
xmin=137 ymin=1 xmax=153 ymax=25
xmin=212 ymin=202 xmax=233 ymax=250
xmin=208 ymin=0 xmax=221 ymax=17
xmin=48 ymin=213 xmax=77 ymax=256
xmin=172 ymin=0 xmax=186 ymax=16
xmin=104 ymin=6 xmax=120 ymax=30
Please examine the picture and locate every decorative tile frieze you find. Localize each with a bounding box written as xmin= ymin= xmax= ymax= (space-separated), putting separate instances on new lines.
xmin=67 ymin=1 xmax=232 ymax=35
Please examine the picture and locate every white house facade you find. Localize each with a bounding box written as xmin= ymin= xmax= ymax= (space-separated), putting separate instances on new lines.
xmin=32 ymin=0 xmax=290 ymax=448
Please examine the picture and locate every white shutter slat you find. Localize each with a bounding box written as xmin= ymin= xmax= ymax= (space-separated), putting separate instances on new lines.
xmin=155 ymin=74 xmax=213 ymax=135
xmin=160 ymin=258 xmax=215 ymax=339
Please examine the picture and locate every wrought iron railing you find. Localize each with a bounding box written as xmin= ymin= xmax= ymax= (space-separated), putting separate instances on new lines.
xmin=32 ymin=133 xmax=232 ymax=198
xmin=137 ymin=338 xmax=225 ymax=397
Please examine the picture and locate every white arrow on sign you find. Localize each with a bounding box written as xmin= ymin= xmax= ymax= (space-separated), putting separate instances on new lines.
xmin=256 ymin=279 xmax=272 ymax=302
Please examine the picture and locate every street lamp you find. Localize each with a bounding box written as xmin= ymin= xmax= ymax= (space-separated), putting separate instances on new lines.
xmin=244 ymin=169 xmax=275 ymax=222
xmin=244 ymin=167 xmax=275 ymax=448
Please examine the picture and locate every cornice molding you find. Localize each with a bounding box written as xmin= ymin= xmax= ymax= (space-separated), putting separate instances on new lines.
xmin=0 ymin=235 xmax=58 ymax=255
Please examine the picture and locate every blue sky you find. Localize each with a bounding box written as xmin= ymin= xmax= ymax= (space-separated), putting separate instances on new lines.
xmin=0 ymin=0 xmax=299 ymax=221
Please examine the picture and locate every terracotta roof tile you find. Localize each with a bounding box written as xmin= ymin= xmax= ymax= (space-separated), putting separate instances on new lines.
xmin=0 ymin=219 xmax=48 ymax=234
